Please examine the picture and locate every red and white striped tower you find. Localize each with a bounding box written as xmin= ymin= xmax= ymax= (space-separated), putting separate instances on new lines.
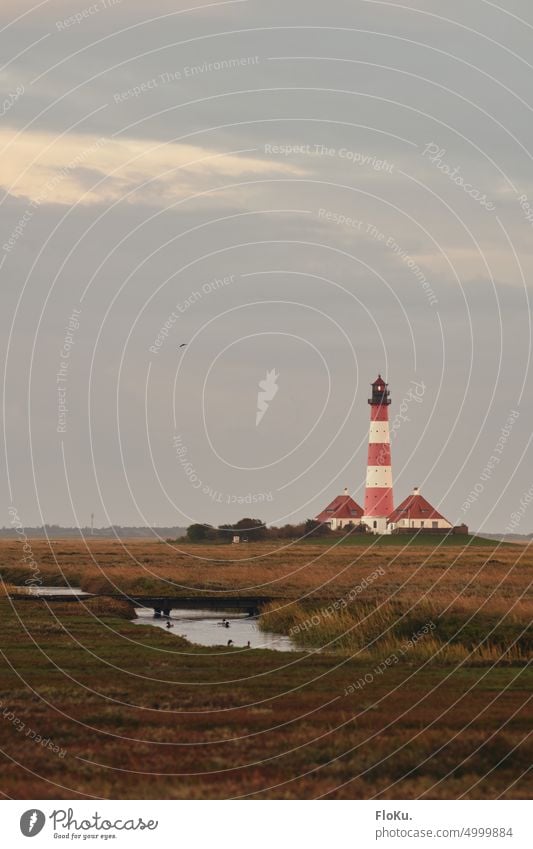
xmin=362 ymin=375 xmax=394 ymax=534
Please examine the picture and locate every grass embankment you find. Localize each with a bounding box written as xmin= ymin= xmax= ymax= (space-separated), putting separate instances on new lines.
xmin=0 ymin=597 xmax=531 ymax=799
xmin=259 ymin=598 xmax=533 ymax=662
xmin=300 ymin=533 xmax=498 ymax=546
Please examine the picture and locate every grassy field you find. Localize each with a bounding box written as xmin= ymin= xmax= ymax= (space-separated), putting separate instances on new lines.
xmin=0 ymin=538 xmax=531 ymax=799
xmin=0 ymin=536 xmax=528 ymax=601
xmin=0 ymin=597 xmax=531 ymax=799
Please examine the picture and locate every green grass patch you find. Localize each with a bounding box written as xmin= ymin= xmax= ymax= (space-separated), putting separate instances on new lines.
xmin=301 ymin=533 xmax=503 ymax=546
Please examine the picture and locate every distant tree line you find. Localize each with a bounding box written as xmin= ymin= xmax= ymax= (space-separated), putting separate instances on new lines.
xmin=0 ymin=525 xmax=188 ymax=539
xmin=185 ymin=518 xmax=368 ymax=542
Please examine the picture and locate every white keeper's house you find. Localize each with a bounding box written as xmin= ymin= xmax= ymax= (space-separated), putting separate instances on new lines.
xmin=387 ymin=487 xmax=453 ymax=532
xmin=315 ymin=488 xmax=364 ymax=530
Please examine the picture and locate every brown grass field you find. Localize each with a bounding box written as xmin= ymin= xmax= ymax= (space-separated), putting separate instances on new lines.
xmin=0 ymin=535 xmax=531 ymax=601
xmin=0 ymin=537 xmax=531 ymax=799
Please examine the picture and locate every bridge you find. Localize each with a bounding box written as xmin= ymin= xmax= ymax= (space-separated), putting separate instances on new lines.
xmin=10 ymin=593 xmax=272 ymax=617
xmin=129 ymin=596 xmax=270 ymax=616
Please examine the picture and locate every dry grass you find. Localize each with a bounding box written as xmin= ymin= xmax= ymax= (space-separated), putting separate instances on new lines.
xmin=2 ymin=537 xmax=531 ymax=666
xmin=82 ymin=595 xmax=136 ymax=619
xmin=0 ymin=599 xmax=531 ymax=799
xmin=0 ymin=535 xmax=530 ymax=799
xmin=259 ymin=596 xmax=533 ymax=662
xmin=0 ymin=538 xmax=530 ymax=605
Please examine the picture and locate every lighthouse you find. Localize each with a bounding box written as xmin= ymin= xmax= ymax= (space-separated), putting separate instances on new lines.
xmin=362 ymin=375 xmax=394 ymax=534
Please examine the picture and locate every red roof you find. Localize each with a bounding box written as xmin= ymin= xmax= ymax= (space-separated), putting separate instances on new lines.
xmin=388 ymin=489 xmax=449 ymax=523
xmin=316 ymin=491 xmax=363 ymax=522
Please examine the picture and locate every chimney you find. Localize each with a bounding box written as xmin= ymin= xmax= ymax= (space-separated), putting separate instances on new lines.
xmin=412 ymin=486 xmax=419 ymax=495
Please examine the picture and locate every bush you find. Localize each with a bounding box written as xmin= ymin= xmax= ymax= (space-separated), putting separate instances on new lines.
xmin=186 ymin=524 xmax=215 ymax=542
xmin=218 ymin=518 xmax=267 ymax=542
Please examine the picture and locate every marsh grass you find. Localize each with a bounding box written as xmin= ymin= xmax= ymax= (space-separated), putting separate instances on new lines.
xmin=0 ymin=598 xmax=531 ymax=798
xmin=0 ymin=539 xmax=530 ymax=603
xmin=1 ymin=539 xmax=531 ymax=667
xmin=259 ymin=597 xmax=533 ymax=663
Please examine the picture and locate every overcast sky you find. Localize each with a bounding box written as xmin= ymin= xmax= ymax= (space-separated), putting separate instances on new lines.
xmin=1 ymin=0 xmax=533 ymax=532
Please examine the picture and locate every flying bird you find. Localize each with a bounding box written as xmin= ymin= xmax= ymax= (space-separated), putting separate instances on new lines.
xmin=178 ymin=343 xmax=188 ymax=348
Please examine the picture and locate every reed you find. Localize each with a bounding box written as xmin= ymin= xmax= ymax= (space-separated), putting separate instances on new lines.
xmin=259 ymin=597 xmax=533 ymax=663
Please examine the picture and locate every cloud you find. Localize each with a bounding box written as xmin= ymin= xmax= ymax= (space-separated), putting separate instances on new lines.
xmin=0 ymin=126 xmax=302 ymax=207
xmin=0 ymin=0 xmax=245 ymax=25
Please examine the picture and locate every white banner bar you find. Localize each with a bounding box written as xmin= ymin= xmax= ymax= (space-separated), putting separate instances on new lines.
xmin=3 ymin=800 xmax=530 ymax=848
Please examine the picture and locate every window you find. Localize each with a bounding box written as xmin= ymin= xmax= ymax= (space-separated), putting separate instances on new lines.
xmin=373 ymin=521 xmax=377 ymax=529
xmin=421 ymin=521 xmax=424 ymax=528
xmin=432 ymin=521 xmax=438 ymax=528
